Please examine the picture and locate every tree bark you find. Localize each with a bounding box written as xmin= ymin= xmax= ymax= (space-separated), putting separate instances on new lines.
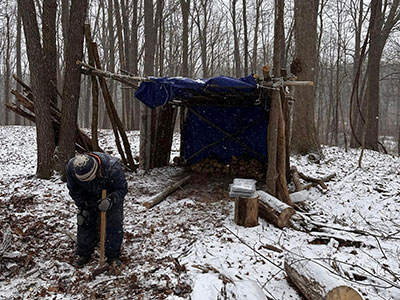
xmin=15 ymin=7 xmax=23 ymax=125
xmin=234 ymin=196 xmax=259 ymax=227
xmin=84 ymin=24 xmax=100 ymax=151
xmin=180 ymin=0 xmax=190 ymax=77
xmin=364 ymin=0 xmax=400 ymax=151
xmin=140 ymin=0 xmax=157 ymax=170
xmin=251 ymin=0 xmax=263 ymax=73
xmin=290 ymin=0 xmax=320 ymax=155
xmin=58 ymin=0 xmax=89 ymax=177
xmin=4 ymin=13 xmax=11 ymax=125
xmin=242 ymin=0 xmax=249 ymax=75
xmin=18 ymin=0 xmax=56 ymax=179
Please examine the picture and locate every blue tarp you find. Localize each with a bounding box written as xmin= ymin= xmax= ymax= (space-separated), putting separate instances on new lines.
xmin=134 ymin=74 xmax=269 ymax=165
xmin=134 ymin=75 xmax=258 ymax=108
xmin=183 ymin=106 xmax=268 ymax=164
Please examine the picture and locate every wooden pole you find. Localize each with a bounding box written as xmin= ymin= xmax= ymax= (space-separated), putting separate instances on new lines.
xmin=143 ymin=175 xmax=192 ymax=209
xmin=84 ymin=24 xmax=100 ymax=151
xmin=99 ymin=189 xmax=107 ymax=266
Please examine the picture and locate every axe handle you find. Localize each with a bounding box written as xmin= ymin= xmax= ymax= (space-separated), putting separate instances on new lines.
xmin=100 ymin=189 xmax=107 ymax=265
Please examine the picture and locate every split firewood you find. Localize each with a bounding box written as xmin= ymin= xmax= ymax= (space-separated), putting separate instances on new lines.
xmin=143 ymin=175 xmax=192 ymax=209
xmin=257 ymin=190 xmax=295 ymax=229
xmin=285 ymin=247 xmax=363 ymax=300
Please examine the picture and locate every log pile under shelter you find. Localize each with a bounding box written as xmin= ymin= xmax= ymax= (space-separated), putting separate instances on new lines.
xmin=190 ymin=156 xmax=265 ymax=180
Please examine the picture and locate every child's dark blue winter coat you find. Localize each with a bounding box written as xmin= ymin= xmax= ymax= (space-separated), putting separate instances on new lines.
xmin=66 ymin=152 xmax=127 ymax=259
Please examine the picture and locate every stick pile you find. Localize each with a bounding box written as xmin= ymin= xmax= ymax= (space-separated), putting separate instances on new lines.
xmin=6 ymin=75 xmax=97 ymax=153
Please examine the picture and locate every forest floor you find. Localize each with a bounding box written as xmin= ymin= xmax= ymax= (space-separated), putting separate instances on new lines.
xmin=0 ymin=126 xmax=399 ymax=300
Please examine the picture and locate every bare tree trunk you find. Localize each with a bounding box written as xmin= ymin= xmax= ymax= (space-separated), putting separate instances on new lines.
xmin=350 ymin=0 xmax=364 ymax=148
xmin=251 ymin=0 xmax=262 ymax=73
xmin=290 ymin=0 xmax=320 ymax=155
xmin=231 ymin=0 xmax=241 ymax=78
xmin=397 ymin=82 xmax=400 ymax=156
xmin=242 ymin=0 xmax=249 ymax=75
xmin=140 ymin=0 xmax=157 ymax=170
xmin=15 ymin=7 xmax=23 ymax=125
xmin=120 ymin=0 xmax=133 ymax=130
xmin=114 ymin=0 xmax=128 ymax=128
xmin=84 ymin=24 xmax=100 ymax=151
xmin=180 ymin=0 xmax=190 ymax=77
xmin=58 ymin=0 xmax=89 ymax=176
xmin=42 ymin=0 xmax=58 ymax=108
xmin=364 ymin=0 xmax=383 ymax=151
xmin=131 ymin=0 xmax=141 ymax=130
xmin=4 ymin=13 xmax=11 ymax=125
xmin=18 ymin=0 xmax=56 ymax=178
xmin=364 ymin=0 xmax=400 ymax=151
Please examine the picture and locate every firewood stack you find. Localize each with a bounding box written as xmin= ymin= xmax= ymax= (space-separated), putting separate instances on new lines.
xmin=190 ymin=156 xmax=265 ymax=180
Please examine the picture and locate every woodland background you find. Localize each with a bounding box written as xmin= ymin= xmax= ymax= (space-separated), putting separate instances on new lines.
xmin=0 ymin=0 xmax=399 ymax=158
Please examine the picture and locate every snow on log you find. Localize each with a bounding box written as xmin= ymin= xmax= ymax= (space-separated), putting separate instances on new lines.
xmin=289 ymin=190 xmax=310 ymax=204
xmin=234 ymin=195 xmax=259 ymax=227
xmin=143 ymin=175 xmax=192 ymax=209
xmin=257 ymin=190 xmax=295 ymax=228
xmin=284 ymin=248 xmax=363 ymax=300
xmin=191 ymin=273 xmax=267 ymax=300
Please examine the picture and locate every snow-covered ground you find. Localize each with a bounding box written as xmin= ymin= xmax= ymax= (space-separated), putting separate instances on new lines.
xmin=0 ymin=126 xmax=399 ymax=300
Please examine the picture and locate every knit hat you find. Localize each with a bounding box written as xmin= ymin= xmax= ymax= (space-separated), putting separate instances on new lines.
xmin=73 ymin=154 xmax=98 ymax=181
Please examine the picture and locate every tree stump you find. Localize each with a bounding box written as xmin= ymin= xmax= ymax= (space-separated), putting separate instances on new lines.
xmin=285 ymin=247 xmax=363 ymax=300
xmin=234 ymin=196 xmax=259 ymax=227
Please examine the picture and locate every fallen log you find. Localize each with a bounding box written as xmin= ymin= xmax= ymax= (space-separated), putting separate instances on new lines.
xmin=285 ymin=247 xmax=363 ymax=300
xmin=297 ymin=171 xmax=336 ymax=190
xmin=143 ymin=175 xmax=192 ymax=209
xmin=257 ymin=190 xmax=295 ymax=228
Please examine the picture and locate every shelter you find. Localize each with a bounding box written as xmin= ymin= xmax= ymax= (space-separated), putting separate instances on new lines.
xmin=134 ymin=74 xmax=271 ymax=166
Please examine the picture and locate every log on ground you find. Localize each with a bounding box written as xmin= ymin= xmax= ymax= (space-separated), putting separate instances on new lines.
xmin=285 ymin=247 xmax=363 ymax=300
xmin=143 ymin=175 xmax=192 ymax=209
xmin=257 ymin=190 xmax=295 ymax=228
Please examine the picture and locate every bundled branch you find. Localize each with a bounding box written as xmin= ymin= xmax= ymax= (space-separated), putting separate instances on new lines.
xmin=6 ymin=76 xmax=99 ymax=153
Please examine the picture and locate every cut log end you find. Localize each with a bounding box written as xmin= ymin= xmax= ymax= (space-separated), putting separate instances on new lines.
xmin=325 ymin=286 xmax=363 ymax=300
xmin=276 ymin=207 xmax=295 ymax=228
xmin=234 ymin=196 xmax=259 ymax=227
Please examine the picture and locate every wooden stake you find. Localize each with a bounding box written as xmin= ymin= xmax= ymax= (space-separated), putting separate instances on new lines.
xmin=99 ymin=189 xmax=107 ymax=266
